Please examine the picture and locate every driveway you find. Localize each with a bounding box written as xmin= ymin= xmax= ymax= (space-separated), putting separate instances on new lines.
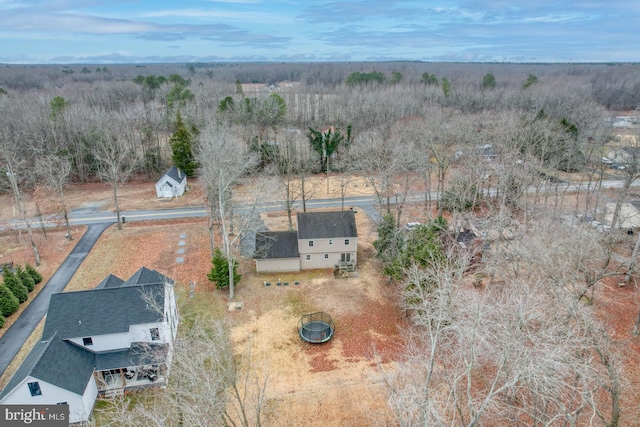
xmin=0 ymin=222 xmax=113 ymax=378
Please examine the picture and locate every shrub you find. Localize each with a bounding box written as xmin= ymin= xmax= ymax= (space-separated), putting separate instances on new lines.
xmin=0 ymin=284 xmax=19 ymax=317
xmin=17 ymin=266 xmax=36 ymax=292
xmin=0 ymin=313 xmax=4 ymax=328
xmin=3 ymin=270 xmax=28 ymax=303
xmin=25 ymin=263 xmax=43 ymax=284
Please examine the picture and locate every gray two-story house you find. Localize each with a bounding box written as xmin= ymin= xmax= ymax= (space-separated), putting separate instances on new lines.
xmin=255 ymin=211 xmax=357 ymax=273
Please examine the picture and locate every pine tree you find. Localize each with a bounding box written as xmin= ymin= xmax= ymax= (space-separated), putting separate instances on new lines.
xmin=0 ymin=284 xmax=19 ymax=317
xmin=3 ymin=270 xmax=28 ymax=303
xmin=169 ymin=112 xmax=197 ymax=177
xmin=17 ymin=265 xmax=35 ymax=292
xmin=25 ymin=263 xmax=43 ymax=284
xmin=207 ymin=248 xmax=241 ymax=290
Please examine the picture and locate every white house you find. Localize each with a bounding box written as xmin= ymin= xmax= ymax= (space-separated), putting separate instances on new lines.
xmin=0 ymin=267 xmax=179 ymax=424
xmin=155 ymin=166 xmax=187 ymax=198
xmin=255 ymin=211 xmax=358 ymax=273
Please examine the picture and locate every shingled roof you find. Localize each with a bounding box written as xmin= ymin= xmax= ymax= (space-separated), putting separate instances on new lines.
xmin=162 ymin=166 xmax=186 ymax=184
xmin=94 ymin=274 xmax=125 ymax=289
xmin=297 ymin=211 xmax=357 ymax=240
xmin=254 ymin=231 xmax=299 ymax=259
xmin=43 ymin=283 xmax=165 ymax=340
xmin=0 ymin=334 xmax=95 ymax=399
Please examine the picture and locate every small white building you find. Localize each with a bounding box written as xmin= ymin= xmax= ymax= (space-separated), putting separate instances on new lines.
xmin=155 ymin=166 xmax=187 ymax=198
xmin=0 ymin=267 xmax=179 ymax=424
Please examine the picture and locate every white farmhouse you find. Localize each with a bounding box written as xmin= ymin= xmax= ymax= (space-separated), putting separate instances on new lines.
xmin=0 ymin=267 xmax=179 ymax=424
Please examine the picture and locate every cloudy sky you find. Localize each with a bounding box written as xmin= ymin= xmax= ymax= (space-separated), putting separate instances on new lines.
xmin=0 ymin=0 xmax=638 ymax=64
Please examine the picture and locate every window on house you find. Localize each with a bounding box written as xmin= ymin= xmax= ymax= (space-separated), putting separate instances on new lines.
xmin=305 ymin=254 xmax=311 ymax=261
xmin=57 ymin=402 xmax=68 ymax=405
xmin=324 ymin=254 xmax=329 ymax=259
xmin=150 ymin=328 xmax=160 ymax=341
xmin=329 ymin=239 xmax=333 ymax=245
xmin=308 ymin=241 xmax=314 ymax=247
xmin=341 ymin=253 xmax=352 ymax=263
xmin=28 ymin=382 xmax=42 ymax=396
xmin=344 ymin=239 xmax=350 ymax=245
xmin=82 ymin=337 xmax=93 ymax=346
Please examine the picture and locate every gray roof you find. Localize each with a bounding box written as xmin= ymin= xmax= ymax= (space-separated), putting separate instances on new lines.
xmin=43 ymin=283 xmax=165 ymax=340
xmin=255 ymin=231 xmax=299 ymax=259
xmin=0 ymin=334 xmax=95 ymax=399
xmin=95 ymin=343 xmax=168 ymax=370
xmin=94 ymin=274 xmax=125 ymax=289
xmin=161 ymin=166 xmax=186 ymax=184
xmin=122 ymin=267 xmax=174 ymax=287
xmin=297 ymin=211 xmax=357 ymax=240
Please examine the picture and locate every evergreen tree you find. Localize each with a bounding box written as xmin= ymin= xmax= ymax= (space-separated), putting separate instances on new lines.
xmin=0 ymin=313 xmax=5 ymax=328
xmin=3 ymin=270 xmax=28 ymax=303
xmin=442 ymin=77 xmax=451 ymax=97
xmin=25 ymin=263 xmax=43 ymax=284
xmin=0 ymin=284 xmax=19 ymax=317
xmin=482 ymin=73 xmax=496 ymax=89
xmin=207 ymin=248 xmax=241 ymax=290
xmin=17 ymin=266 xmax=35 ymax=292
xmin=169 ymin=112 xmax=197 ymax=177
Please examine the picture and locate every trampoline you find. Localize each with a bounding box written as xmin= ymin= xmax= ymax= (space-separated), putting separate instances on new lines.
xmin=298 ymin=312 xmax=335 ymax=343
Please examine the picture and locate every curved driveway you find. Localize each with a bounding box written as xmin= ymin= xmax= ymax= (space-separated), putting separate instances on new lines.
xmin=0 ymin=222 xmax=113 ymax=378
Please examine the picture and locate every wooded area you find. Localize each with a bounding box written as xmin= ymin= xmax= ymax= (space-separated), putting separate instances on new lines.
xmin=2 ymin=61 xmax=640 ymax=426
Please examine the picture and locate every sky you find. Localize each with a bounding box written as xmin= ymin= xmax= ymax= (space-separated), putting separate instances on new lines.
xmin=0 ymin=0 xmax=638 ymax=64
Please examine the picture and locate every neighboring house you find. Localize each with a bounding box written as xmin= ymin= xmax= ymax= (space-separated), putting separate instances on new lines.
xmin=155 ymin=166 xmax=187 ymax=198
xmin=609 ymin=147 xmax=640 ymax=166
xmin=0 ymin=267 xmax=178 ymax=424
xmin=255 ymin=211 xmax=358 ymax=273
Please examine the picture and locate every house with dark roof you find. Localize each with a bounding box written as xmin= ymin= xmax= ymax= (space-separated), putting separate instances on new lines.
xmin=155 ymin=166 xmax=187 ymax=198
xmin=0 ymin=267 xmax=178 ymax=424
xmin=254 ymin=211 xmax=358 ymax=273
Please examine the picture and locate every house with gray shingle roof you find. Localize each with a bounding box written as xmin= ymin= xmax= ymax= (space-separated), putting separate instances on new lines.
xmin=254 ymin=211 xmax=358 ymax=273
xmin=0 ymin=267 xmax=178 ymax=424
xmin=155 ymin=166 xmax=187 ymax=198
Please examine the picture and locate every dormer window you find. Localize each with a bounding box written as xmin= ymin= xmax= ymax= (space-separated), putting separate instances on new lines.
xmin=83 ymin=337 xmax=93 ymax=346
xmin=28 ymin=381 xmax=42 ymax=396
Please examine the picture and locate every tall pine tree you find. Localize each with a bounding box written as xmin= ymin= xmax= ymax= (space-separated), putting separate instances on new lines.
xmin=169 ymin=112 xmax=197 ymax=177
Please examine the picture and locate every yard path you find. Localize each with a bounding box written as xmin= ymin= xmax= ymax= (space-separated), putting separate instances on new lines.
xmin=0 ymin=223 xmax=113 ymax=378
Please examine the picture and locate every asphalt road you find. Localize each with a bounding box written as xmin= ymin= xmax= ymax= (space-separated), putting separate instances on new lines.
xmin=0 ymin=222 xmax=113 ymax=378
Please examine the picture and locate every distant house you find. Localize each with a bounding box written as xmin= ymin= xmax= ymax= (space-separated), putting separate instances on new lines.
xmin=255 ymin=211 xmax=358 ymax=273
xmin=609 ymin=147 xmax=640 ymax=165
xmin=155 ymin=166 xmax=187 ymax=198
xmin=0 ymin=267 xmax=178 ymax=424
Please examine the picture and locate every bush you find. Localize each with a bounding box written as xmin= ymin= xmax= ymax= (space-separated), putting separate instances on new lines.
xmin=25 ymin=263 xmax=43 ymax=284
xmin=17 ymin=266 xmax=36 ymax=292
xmin=0 ymin=313 xmax=4 ymax=328
xmin=3 ymin=270 xmax=28 ymax=303
xmin=0 ymin=284 xmax=19 ymax=317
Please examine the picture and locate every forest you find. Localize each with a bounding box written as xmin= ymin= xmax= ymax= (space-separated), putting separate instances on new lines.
xmin=1 ymin=61 xmax=640 ymax=426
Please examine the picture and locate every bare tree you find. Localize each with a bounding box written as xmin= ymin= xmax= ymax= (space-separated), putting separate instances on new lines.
xmin=196 ymin=120 xmax=259 ymax=300
xmin=35 ymin=154 xmax=73 ymax=239
xmin=0 ymin=119 xmax=41 ymax=265
xmin=91 ymin=117 xmax=139 ymax=230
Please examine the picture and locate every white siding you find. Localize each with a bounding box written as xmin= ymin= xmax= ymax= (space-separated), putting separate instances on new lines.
xmin=255 ymin=258 xmax=301 ymax=273
xmin=68 ymin=332 xmax=130 ymax=352
xmin=298 ymin=237 xmax=357 ymax=269
xmin=0 ymin=376 xmax=92 ymax=424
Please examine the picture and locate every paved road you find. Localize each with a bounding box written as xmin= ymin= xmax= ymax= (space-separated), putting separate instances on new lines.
xmin=0 ymin=222 xmax=113 ymax=378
